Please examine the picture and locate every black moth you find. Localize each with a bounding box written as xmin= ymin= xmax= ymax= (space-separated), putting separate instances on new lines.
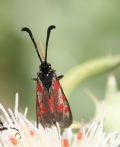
xmin=21 ymin=25 xmax=73 ymax=128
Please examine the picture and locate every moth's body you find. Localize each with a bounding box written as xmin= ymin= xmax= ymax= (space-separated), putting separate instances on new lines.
xmin=22 ymin=25 xmax=73 ymax=128
xmin=36 ymin=62 xmax=72 ymax=128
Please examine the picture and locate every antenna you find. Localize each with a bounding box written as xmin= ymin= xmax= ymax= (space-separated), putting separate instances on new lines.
xmin=45 ymin=25 xmax=56 ymax=63
xmin=21 ymin=27 xmax=43 ymax=63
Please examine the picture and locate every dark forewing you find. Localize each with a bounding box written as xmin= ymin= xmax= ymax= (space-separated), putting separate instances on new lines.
xmin=36 ymin=75 xmax=72 ymax=128
xmin=36 ymin=79 xmax=53 ymax=127
xmin=50 ymin=76 xmax=73 ymax=128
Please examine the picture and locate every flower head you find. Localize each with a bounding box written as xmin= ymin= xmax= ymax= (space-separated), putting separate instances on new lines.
xmin=0 ymin=93 xmax=120 ymax=147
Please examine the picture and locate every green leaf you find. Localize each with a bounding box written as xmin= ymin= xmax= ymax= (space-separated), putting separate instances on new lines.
xmin=61 ymin=55 xmax=120 ymax=97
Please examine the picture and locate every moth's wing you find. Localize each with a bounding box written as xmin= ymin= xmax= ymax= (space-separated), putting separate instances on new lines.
xmin=36 ymin=80 xmax=53 ymax=127
xmin=50 ymin=76 xmax=73 ymax=128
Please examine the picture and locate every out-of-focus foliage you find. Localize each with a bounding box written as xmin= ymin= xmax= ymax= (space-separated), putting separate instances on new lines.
xmin=61 ymin=55 xmax=120 ymax=96
xmin=93 ymin=75 xmax=120 ymax=132
xmin=0 ymin=0 xmax=120 ymax=123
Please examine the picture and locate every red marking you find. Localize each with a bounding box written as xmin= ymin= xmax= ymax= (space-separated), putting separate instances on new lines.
xmin=63 ymin=139 xmax=69 ymax=147
xmin=49 ymin=98 xmax=54 ymax=113
xmin=37 ymin=111 xmax=40 ymax=117
xmin=37 ymin=98 xmax=41 ymax=106
xmin=62 ymin=94 xmax=66 ymax=102
xmin=41 ymin=106 xmax=46 ymax=113
xmin=77 ymin=131 xmax=83 ymax=140
xmin=54 ymin=80 xmax=60 ymax=91
xmin=30 ymin=130 xmax=35 ymax=136
xmin=10 ymin=137 xmax=18 ymax=145
xmin=37 ymin=81 xmax=42 ymax=92
xmin=57 ymin=104 xmax=63 ymax=112
xmin=65 ymin=106 xmax=69 ymax=113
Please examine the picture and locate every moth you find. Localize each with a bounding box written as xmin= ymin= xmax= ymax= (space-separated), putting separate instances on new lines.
xmin=21 ymin=25 xmax=73 ymax=128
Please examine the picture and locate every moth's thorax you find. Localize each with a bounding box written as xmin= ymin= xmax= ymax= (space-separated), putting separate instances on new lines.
xmin=38 ymin=62 xmax=55 ymax=91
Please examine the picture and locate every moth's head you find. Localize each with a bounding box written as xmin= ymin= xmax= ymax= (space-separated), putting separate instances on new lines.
xmin=39 ymin=62 xmax=51 ymax=72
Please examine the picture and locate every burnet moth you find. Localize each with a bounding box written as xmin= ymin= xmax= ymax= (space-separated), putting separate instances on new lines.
xmin=21 ymin=25 xmax=73 ymax=128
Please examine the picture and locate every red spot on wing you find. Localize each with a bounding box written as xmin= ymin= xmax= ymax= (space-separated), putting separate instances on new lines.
xmin=57 ymin=104 xmax=63 ymax=112
xmin=41 ymin=106 xmax=46 ymax=113
xmin=62 ymin=94 xmax=66 ymax=102
xmin=65 ymin=106 xmax=69 ymax=113
xmin=37 ymin=106 xmax=46 ymax=116
xmin=37 ymin=111 xmax=40 ymax=117
xmin=37 ymin=81 xmax=42 ymax=92
xmin=54 ymin=80 xmax=60 ymax=91
xmin=49 ymin=98 xmax=54 ymax=113
xmin=37 ymin=98 xmax=41 ymax=106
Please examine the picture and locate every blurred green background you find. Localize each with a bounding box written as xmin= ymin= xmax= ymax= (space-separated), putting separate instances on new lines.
xmin=0 ymin=0 xmax=120 ymax=122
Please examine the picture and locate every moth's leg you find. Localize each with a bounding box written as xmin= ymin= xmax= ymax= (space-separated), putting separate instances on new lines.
xmin=57 ymin=75 xmax=64 ymax=80
xmin=32 ymin=76 xmax=37 ymax=81
xmin=32 ymin=72 xmax=39 ymax=81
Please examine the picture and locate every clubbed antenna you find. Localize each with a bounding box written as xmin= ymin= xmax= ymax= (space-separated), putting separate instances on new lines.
xmin=45 ymin=25 xmax=56 ymax=63
xmin=21 ymin=27 xmax=43 ymax=63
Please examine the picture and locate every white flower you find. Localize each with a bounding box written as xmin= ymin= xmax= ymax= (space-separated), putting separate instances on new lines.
xmin=0 ymin=93 xmax=120 ymax=147
xmin=65 ymin=120 xmax=120 ymax=147
xmin=0 ymin=93 xmax=61 ymax=147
